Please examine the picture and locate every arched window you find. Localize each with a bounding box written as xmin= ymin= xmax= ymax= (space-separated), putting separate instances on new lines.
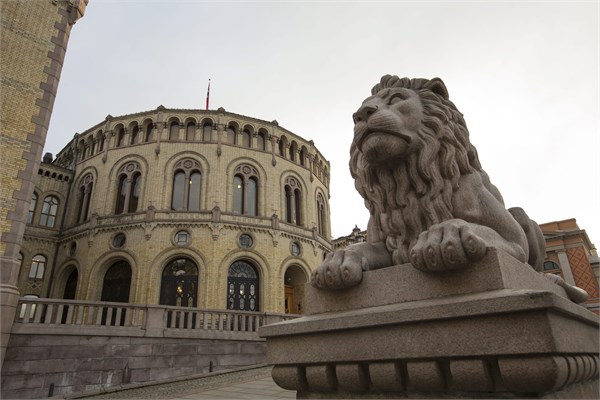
xmin=227 ymin=260 xmax=259 ymax=311
xmin=284 ymin=177 xmax=302 ymax=226
xmin=39 ymin=195 xmax=59 ymax=227
xmin=202 ymin=122 xmax=212 ymax=142
xmin=101 ymin=261 xmax=131 ymax=303
xmin=128 ymin=173 xmax=141 ymax=213
xmin=171 ymin=159 xmax=202 ymax=211
xmin=186 ymin=122 xmax=195 ymax=141
xmin=145 ymin=123 xmax=155 ymax=142
xmin=29 ymin=255 xmax=46 ymax=279
xmin=232 ymin=164 xmax=259 ymax=216
xmin=169 ymin=121 xmax=180 ymax=141
xmin=77 ymin=174 xmax=94 ymax=223
xmin=278 ymin=138 xmax=286 ymax=157
xmin=63 ymin=268 xmax=78 ymax=300
xmin=300 ymin=147 xmax=307 ymax=167
xmin=114 ymin=162 xmax=142 ymax=214
xmin=289 ymin=141 xmax=298 ymax=162
xmin=97 ymin=132 xmax=105 ymax=152
xmin=317 ymin=193 xmax=326 ymax=236
xmin=160 ymin=258 xmax=198 ymax=307
xmin=241 ymin=129 xmax=251 ymax=147
xmin=543 ymin=261 xmax=561 ymax=271
xmin=257 ymin=131 xmax=266 ymax=151
xmin=27 ymin=192 xmax=37 ymax=224
xmin=116 ymin=127 xmax=125 ymax=147
xmin=226 ymin=125 xmax=236 ymax=144
xmin=130 ymin=125 xmax=139 ymax=145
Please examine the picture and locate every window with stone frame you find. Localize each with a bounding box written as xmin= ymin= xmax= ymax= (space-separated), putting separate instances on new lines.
xmin=317 ymin=192 xmax=327 ymax=236
xmin=171 ymin=159 xmax=202 ymax=211
xmin=232 ymin=164 xmax=259 ymax=216
xmin=29 ymin=255 xmax=46 ymax=280
xmin=39 ymin=195 xmax=59 ymax=227
xmin=114 ymin=162 xmax=142 ymax=214
xmin=169 ymin=121 xmax=180 ymax=141
xmin=284 ymin=176 xmax=302 ymax=226
xmin=27 ymin=192 xmax=37 ymax=224
xmin=77 ymin=174 xmax=94 ymax=223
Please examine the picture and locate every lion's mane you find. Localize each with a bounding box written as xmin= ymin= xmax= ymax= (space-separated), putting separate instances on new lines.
xmin=350 ymin=75 xmax=483 ymax=264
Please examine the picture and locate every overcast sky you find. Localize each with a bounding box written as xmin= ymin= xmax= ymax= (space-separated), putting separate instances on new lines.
xmin=45 ymin=0 xmax=599 ymax=247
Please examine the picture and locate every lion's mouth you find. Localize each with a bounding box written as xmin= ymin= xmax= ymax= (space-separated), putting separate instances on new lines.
xmin=356 ymin=128 xmax=412 ymax=149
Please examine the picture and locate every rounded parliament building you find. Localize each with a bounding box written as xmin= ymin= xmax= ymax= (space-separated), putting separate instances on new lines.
xmin=18 ymin=106 xmax=332 ymax=315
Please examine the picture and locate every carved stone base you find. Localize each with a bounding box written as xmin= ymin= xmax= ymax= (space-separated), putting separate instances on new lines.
xmin=260 ymin=250 xmax=599 ymax=398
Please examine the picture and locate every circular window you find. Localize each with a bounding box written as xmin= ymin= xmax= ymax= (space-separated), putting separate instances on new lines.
xmin=174 ymin=230 xmax=190 ymax=245
xmin=112 ymin=233 xmax=126 ymax=248
xmin=291 ymin=241 xmax=301 ymax=256
xmin=68 ymin=241 xmax=77 ymax=257
xmin=239 ymin=234 xmax=253 ymax=249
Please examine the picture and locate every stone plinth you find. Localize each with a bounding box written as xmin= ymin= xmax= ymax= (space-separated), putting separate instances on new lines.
xmin=260 ymin=249 xmax=599 ymax=398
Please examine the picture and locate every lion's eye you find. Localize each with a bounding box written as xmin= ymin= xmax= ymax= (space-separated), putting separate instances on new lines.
xmin=388 ymin=92 xmax=409 ymax=104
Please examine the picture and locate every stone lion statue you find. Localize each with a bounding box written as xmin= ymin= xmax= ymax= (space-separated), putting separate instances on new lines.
xmin=311 ymin=75 xmax=587 ymax=302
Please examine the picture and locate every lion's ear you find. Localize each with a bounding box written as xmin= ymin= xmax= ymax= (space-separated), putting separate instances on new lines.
xmin=428 ymin=78 xmax=449 ymax=100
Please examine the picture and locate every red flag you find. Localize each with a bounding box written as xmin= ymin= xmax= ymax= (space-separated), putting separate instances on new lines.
xmin=205 ymin=79 xmax=211 ymax=110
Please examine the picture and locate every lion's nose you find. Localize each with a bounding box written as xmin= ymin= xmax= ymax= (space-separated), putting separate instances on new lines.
xmin=353 ymin=105 xmax=378 ymax=123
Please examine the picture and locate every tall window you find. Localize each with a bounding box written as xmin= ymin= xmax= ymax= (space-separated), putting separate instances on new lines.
xmin=77 ymin=174 xmax=94 ymax=223
xmin=317 ymin=193 xmax=326 ymax=236
xmin=227 ymin=261 xmax=259 ymax=311
xmin=114 ymin=162 xmax=142 ymax=214
xmin=241 ymin=129 xmax=251 ymax=147
xmin=101 ymin=261 xmax=131 ymax=303
xmin=116 ymin=127 xmax=125 ymax=147
xmin=29 ymin=255 xmax=46 ymax=279
xmin=202 ymin=122 xmax=212 ymax=141
xmin=145 ymin=123 xmax=154 ymax=142
xmin=226 ymin=125 xmax=236 ymax=144
xmin=257 ymin=131 xmax=266 ymax=151
xmin=97 ymin=132 xmax=105 ymax=152
xmin=232 ymin=164 xmax=259 ymax=216
xmin=171 ymin=159 xmax=202 ymax=211
xmin=289 ymin=141 xmax=298 ymax=162
xmin=160 ymin=258 xmax=198 ymax=307
xmin=130 ymin=125 xmax=139 ymax=145
xmin=284 ymin=177 xmax=302 ymax=226
xmin=28 ymin=192 xmax=37 ymax=224
xmin=186 ymin=122 xmax=195 ymax=141
xmin=279 ymin=138 xmax=286 ymax=157
xmin=169 ymin=121 xmax=180 ymax=141
xmin=39 ymin=195 xmax=59 ymax=227
xmin=300 ymin=147 xmax=307 ymax=167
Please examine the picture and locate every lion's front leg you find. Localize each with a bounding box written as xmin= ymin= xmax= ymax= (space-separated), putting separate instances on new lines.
xmin=409 ymin=219 xmax=489 ymax=272
xmin=311 ymin=242 xmax=392 ymax=290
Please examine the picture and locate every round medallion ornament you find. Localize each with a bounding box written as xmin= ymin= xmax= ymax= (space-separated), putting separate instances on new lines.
xmin=239 ymin=234 xmax=253 ymax=249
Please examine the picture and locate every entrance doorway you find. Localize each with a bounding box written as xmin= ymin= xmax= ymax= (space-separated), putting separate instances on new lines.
xmin=227 ymin=260 xmax=259 ymax=311
xmin=284 ymin=265 xmax=307 ymax=314
xmin=100 ymin=261 xmax=131 ymax=325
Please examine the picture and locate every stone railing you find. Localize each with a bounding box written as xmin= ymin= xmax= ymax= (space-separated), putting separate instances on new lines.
xmin=13 ymin=297 xmax=298 ymax=339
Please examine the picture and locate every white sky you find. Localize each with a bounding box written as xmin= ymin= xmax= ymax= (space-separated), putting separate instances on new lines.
xmin=45 ymin=0 xmax=599 ymax=246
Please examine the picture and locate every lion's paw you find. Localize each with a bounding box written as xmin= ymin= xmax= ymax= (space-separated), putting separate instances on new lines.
xmin=410 ymin=219 xmax=487 ymax=272
xmin=311 ymin=250 xmax=364 ymax=290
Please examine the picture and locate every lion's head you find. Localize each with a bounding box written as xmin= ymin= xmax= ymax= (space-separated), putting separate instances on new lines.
xmin=350 ymin=75 xmax=483 ymax=264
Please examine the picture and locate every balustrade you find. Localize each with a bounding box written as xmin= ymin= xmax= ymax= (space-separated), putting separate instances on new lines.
xmin=13 ymin=297 xmax=298 ymax=339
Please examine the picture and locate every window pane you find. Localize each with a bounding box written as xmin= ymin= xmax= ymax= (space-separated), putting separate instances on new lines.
xmin=285 ymin=186 xmax=292 ymax=223
xmin=115 ymin=175 xmax=127 ymax=214
xmin=117 ymin=129 xmax=124 ymax=147
xmin=247 ymin=178 xmax=257 ymax=216
xmin=172 ymin=172 xmax=185 ymax=210
xmin=226 ymin=127 xmax=235 ymax=144
xmin=186 ymin=123 xmax=195 ymax=141
xmin=257 ymin=134 xmax=265 ymax=151
xmin=78 ymin=186 xmax=86 ymax=222
xmin=40 ymin=196 xmax=59 ymax=227
xmin=29 ymin=255 xmax=46 ymax=279
xmin=169 ymin=122 xmax=179 ymax=140
xmin=188 ymin=172 xmax=201 ymax=211
xmin=203 ymin=124 xmax=212 ymax=141
xmin=242 ymin=130 xmax=251 ymax=147
xmin=131 ymin=126 xmax=138 ymax=144
xmin=233 ymin=176 xmax=243 ymax=214
xmin=146 ymin=126 xmax=154 ymax=142
xmin=294 ymin=189 xmax=302 ymax=226
xmin=128 ymin=174 xmax=141 ymax=213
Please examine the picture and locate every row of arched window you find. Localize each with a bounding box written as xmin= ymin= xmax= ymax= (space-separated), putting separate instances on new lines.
xmin=67 ymin=117 xmax=328 ymax=185
xmin=71 ymin=160 xmax=328 ymax=235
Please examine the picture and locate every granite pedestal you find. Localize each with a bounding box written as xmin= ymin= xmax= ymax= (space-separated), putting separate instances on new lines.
xmin=260 ymin=249 xmax=599 ymax=398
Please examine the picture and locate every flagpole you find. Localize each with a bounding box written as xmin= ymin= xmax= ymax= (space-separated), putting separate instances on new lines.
xmin=205 ymin=79 xmax=211 ymax=110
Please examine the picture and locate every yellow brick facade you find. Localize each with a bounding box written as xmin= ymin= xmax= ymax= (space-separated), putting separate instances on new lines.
xmin=19 ymin=108 xmax=332 ymax=313
xmin=0 ymin=0 xmax=87 ymax=365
